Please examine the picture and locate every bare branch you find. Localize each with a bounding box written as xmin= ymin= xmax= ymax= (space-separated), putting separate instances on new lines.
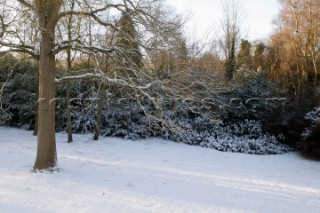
xmin=0 ymin=58 xmax=20 ymax=112
xmin=53 ymin=42 xmax=121 ymax=55
xmin=16 ymin=0 xmax=34 ymax=9
xmin=0 ymin=40 xmax=39 ymax=59
xmin=0 ymin=14 xmax=7 ymax=38
xmin=0 ymin=40 xmax=34 ymax=50
xmin=55 ymin=72 xmax=102 ymax=83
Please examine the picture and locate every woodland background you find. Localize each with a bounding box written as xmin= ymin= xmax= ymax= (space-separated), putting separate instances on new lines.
xmin=1 ymin=0 xmax=320 ymax=157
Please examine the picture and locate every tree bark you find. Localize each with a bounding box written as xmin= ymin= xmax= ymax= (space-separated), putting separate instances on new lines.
xmin=66 ymin=31 xmax=73 ymax=143
xmin=33 ymin=30 xmax=57 ymax=170
xmin=66 ymin=0 xmax=74 ymax=143
xmin=33 ymin=68 xmax=39 ymax=136
xmin=93 ymin=82 xmax=103 ymax=141
xmin=33 ymin=0 xmax=63 ymax=170
xmin=66 ymin=55 xmax=73 ymax=143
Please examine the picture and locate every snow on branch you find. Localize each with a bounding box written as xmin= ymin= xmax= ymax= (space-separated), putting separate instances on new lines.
xmin=58 ymin=3 xmax=126 ymax=20
xmin=0 ymin=40 xmax=39 ymax=59
xmin=0 ymin=40 xmax=34 ymax=51
xmin=55 ymin=73 xmax=103 ymax=83
xmin=53 ymin=42 xmax=122 ymax=55
xmin=55 ymin=71 xmax=153 ymax=91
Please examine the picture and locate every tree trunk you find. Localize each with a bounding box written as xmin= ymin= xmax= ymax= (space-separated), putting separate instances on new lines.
xmin=93 ymin=82 xmax=103 ymax=141
xmin=66 ymin=34 xmax=73 ymax=143
xmin=33 ymin=0 xmax=63 ymax=170
xmin=66 ymin=0 xmax=74 ymax=143
xmin=33 ymin=30 xmax=57 ymax=170
xmin=33 ymin=68 xmax=39 ymax=136
xmin=66 ymin=60 xmax=73 ymax=143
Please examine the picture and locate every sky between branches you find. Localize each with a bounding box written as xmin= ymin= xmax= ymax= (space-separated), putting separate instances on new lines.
xmin=170 ymin=0 xmax=280 ymax=41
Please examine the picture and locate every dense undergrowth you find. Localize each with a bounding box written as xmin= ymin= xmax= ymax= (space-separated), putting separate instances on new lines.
xmin=1 ymin=57 xmax=319 ymax=155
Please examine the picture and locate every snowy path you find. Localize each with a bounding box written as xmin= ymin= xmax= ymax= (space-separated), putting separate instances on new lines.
xmin=0 ymin=127 xmax=320 ymax=213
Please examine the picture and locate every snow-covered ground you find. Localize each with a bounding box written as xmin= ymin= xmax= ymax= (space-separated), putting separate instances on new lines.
xmin=0 ymin=127 xmax=320 ymax=213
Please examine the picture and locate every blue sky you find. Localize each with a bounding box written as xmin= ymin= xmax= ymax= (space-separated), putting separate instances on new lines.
xmin=169 ymin=0 xmax=280 ymax=41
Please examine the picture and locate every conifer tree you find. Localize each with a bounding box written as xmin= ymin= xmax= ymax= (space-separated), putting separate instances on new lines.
xmin=116 ymin=12 xmax=142 ymax=76
xmin=253 ymin=42 xmax=265 ymax=71
xmin=220 ymin=0 xmax=245 ymax=81
xmin=237 ymin=39 xmax=252 ymax=69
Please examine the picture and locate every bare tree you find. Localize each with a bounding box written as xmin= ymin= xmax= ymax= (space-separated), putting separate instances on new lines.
xmin=0 ymin=0 xmax=183 ymax=170
xmin=220 ymin=0 xmax=245 ymax=81
xmin=268 ymin=0 xmax=320 ymax=99
xmin=57 ymin=0 xmax=77 ymax=143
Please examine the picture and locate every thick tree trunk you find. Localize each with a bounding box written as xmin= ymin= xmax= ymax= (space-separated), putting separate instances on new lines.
xmin=33 ymin=0 xmax=63 ymax=170
xmin=33 ymin=30 xmax=57 ymax=170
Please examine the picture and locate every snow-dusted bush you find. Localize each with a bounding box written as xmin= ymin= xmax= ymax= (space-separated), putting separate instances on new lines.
xmin=156 ymin=73 xmax=294 ymax=154
xmin=300 ymin=107 xmax=320 ymax=153
xmin=100 ymin=102 xmax=155 ymax=140
xmin=304 ymin=107 xmax=320 ymax=124
xmin=55 ymin=80 xmax=97 ymax=133
xmin=0 ymin=61 xmax=37 ymax=129
xmin=223 ymin=72 xmax=291 ymax=142
xmin=200 ymin=120 xmax=292 ymax=155
xmin=166 ymin=111 xmax=292 ymax=155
